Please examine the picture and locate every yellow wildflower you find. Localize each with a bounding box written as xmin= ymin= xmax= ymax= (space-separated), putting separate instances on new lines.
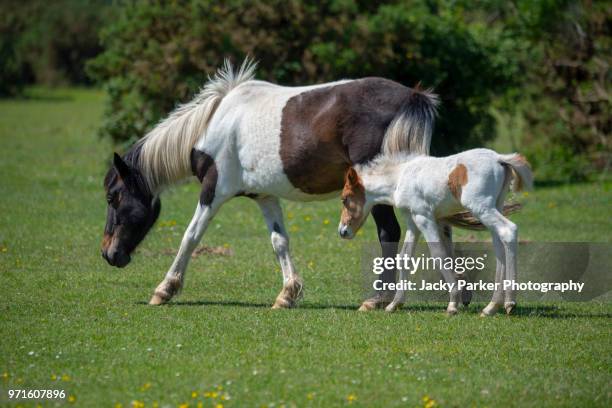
xmin=114 ymin=404 xmax=123 ymax=408
xmin=67 ymin=395 xmax=76 ymax=403
xmin=61 ymin=374 xmax=71 ymax=381
xmin=192 ymin=391 xmax=198 ymax=398
xmin=323 ymin=219 xmax=330 ymax=225
xmin=215 ymin=404 xmax=224 ymax=408
xmin=51 ymin=374 xmax=57 ymax=381
xmin=131 ymin=401 xmax=145 ymax=408
xmin=178 ymin=403 xmax=189 ymax=408
xmin=307 ymin=392 xmax=315 ymax=400
xmin=347 ymin=394 xmax=357 ymax=403
xmin=304 ymin=216 xmax=312 ymax=221
xmin=2 ymin=372 xmax=9 ymax=381
xmin=140 ymin=382 xmax=151 ymax=391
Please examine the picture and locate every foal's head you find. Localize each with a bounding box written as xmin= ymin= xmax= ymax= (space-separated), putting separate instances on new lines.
xmin=338 ymin=167 xmax=370 ymax=239
xmin=101 ymin=153 xmax=161 ymax=267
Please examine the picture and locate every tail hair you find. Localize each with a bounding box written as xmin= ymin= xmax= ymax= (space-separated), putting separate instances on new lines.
xmin=443 ymin=203 xmax=523 ymax=231
xmin=382 ymin=83 xmax=439 ymax=156
xmin=498 ymin=153 xmax=534 ymax=192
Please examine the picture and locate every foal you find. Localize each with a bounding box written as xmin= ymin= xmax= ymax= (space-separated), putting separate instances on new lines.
xmin=338 ymin=148 xmax=533 ymax=316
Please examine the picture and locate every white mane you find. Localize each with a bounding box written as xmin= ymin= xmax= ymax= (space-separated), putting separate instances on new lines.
xmin=355 ymin=152 xmax=422 ymax=177
xmin=139 ymin=57 xmax=257 ymax=191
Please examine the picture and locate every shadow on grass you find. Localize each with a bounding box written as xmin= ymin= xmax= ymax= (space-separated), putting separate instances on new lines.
xmin=137 ymin=299 xmax=357 ymax=310
xmin=136 ymin=300 xmax=611 ymax=318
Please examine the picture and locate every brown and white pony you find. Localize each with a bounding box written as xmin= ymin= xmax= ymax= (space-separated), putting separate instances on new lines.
xmin=101 ymin=59 xmax=475 ymax=309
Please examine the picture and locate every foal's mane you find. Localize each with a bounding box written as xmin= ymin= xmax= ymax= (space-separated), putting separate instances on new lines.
xmin=355 ymin=152 xmax=421 ymax=177
xmin=136 ymin=58 xmax=257 ymax=192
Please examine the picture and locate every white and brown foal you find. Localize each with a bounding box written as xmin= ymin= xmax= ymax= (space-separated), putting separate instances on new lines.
xmin=338 ymin=149 xmax=533 ymax=316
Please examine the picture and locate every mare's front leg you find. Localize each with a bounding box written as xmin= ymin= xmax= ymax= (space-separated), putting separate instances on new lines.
xmin=413 ymin=214 xmax=460 ymax=315
xmin=256 ymin=196 xmax=303 ymax=309
xmin=386 ymin=211 xmax=420 ymax=312
xmin=359 ymin=204 xmax=401 ymax=311
xmin=149 ymin=198 xmax=224 ymax=305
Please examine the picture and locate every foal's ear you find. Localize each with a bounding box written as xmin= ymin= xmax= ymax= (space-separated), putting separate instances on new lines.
xmin=113 ymin=152 xmax=131 ymax=179
xmin=345 ymin=167 xmax=360 ymax=186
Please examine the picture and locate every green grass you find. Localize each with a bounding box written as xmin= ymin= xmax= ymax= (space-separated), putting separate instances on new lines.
xmin=0 ymin=88 xmax=610 ymax=407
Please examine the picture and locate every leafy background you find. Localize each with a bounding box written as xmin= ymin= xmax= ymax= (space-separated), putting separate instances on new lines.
xmin=1 ymin=0 xmax=610 ymax=182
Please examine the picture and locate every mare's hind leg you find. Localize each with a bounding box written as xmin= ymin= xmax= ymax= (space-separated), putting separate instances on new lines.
xmin=359 ymin=204 xmax=401 ymax=311
xmin=256 ymin=196 xmax=303 ymax=309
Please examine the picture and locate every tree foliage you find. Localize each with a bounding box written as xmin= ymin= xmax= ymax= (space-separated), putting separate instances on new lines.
xmin=87 ymin=0 xmax=519 ymax=154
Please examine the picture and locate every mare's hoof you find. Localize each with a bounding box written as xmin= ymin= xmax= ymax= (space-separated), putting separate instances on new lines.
xmin=272 ymin=297 xmax=294 ymax=309
xmin=149 ymin=293 xmax=168 ymax=305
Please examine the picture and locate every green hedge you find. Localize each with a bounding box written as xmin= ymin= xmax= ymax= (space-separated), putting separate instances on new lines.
xmin=87 ymin=0 xmax=519 ymax=154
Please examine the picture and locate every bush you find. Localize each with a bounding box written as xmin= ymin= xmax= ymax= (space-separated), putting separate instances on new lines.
xmin=87 ymin=0 xmax=519 ymax=153
xmin=0 ymin=0 xmax=114 ymax=95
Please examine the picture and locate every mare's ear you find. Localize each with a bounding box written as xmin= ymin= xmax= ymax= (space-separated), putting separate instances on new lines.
xmin=344 ymin=167 xmax=359 ymax=186
xmin=113 ymin=152 xmax=131 ymax=180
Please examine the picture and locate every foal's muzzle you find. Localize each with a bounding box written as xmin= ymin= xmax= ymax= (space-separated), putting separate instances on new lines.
xmin=338 ymin=224 xmax=354 ymax=240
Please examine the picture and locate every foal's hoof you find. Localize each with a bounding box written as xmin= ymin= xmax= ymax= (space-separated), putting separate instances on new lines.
xmin=504 ymin=302 xmax=516 ymax=315
xmin=384 ymin=303 xmax=401 ymax=313
xmin=480 ymin=301 xmax=502 ymax=317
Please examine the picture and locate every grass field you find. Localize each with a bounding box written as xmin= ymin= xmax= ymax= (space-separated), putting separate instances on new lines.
xmin=1 ymin=88 xmax=610 ymax=407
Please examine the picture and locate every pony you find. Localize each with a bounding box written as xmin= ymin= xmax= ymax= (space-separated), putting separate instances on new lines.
xmin=101 ymin=58 xmax=483 ymax=309
xmin=338 ymin=148 xmax=533 ymax=316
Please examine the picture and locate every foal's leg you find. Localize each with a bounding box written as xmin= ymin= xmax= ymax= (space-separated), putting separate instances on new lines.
xmin=413 ymin=214 xmax=460 ymax=315
xmin=439 ymin=224 xmax=472 ymax=307
xmin=478 ymin=209 xmax=517 ymax=316
xmin=480 ymin=233 xmax=506 ymax=316
xmin=256 ymin=196 xmax=303 ymax=309
xmin=386 ymin=213 xmax=420 ymax=312
xmin=359 ymin=204 xmax=401 ymax=311
xmin=149 ymin=198 xmax=225 ymax=305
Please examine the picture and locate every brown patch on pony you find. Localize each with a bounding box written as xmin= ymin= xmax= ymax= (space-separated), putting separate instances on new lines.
xmin=279 ymin=78 xmax=414 ymax=194
xmin=448 ymin=164 xmax=468 ymax=200
xmin=101 ymin=233 xmax=112 ymax=251
xmin=190 ymin=149 xmax=218 ymax=206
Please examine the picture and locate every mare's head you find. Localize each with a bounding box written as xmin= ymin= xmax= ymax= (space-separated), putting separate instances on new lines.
xmin=338 ymin=167 xmax=371 ymax=239
xmin=101 ymin=153 xmax=161 ymax=267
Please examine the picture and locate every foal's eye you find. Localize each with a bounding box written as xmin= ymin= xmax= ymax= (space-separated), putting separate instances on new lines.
xmin=341 ymin=197 xmax=348 ymax=205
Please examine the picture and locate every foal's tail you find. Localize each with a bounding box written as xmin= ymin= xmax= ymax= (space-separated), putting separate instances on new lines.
xmin=382 ymin=84 xmax=439 ymax=156
xmin=498 ymin=153 xmax=534 ymax=192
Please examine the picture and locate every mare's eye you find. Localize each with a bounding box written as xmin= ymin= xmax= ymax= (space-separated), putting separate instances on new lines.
xmin=341 ymin=197 xmax=348 ymax=205
xmin=107 ymin=192 xmax=119 ymax=208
